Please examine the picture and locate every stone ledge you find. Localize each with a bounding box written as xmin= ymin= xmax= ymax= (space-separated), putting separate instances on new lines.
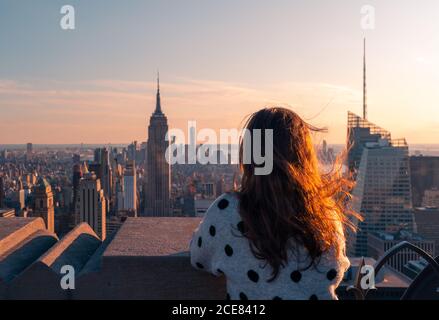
xmin=0 ymin=217 xmax=224 ymax=299
xmin=0 ymin=217 xmax=418 ymax=300
xmin=0 ymin=218 xmax=50 ymax=257
xmin=104 ymin=217 xmax=201 ymax=257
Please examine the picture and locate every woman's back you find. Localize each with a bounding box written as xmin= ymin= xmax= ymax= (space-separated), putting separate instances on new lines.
xmin=191 ymin=107 xmax=357 ymax=300
xmin=190 ymin=193 xmax=350 ymax=300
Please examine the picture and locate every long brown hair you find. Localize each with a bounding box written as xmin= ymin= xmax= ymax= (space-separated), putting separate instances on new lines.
xmin=238 ymin=107 xmax=359 ymax=280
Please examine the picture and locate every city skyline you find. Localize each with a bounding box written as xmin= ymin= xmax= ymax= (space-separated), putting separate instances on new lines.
xmin=1 ymin=1 xmax=439 ymax=144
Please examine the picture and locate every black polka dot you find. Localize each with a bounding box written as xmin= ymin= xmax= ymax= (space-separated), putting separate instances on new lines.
xmin=197 ymin=236 xmax=202 ymax=247
xmin=196 ymin=262 xmax=204 ymax=269
xmin=239 ymin=292 xmax=248 ymax=300
xmin=290 ymin=270 xmax=302 ymax=283
xmin=327 ymin=269 xmax=337 ymax=281
xmin=218 ymin=198 xmax=229 ymax=210
xmin=217 ymin=269 xmax=224 ymax=274
xmin=224 ymin=245 xmax=233 ymax=256
xmin=226 ymin=293 xmax=231 ymax=300
xmin=309 ymin=294 xmax=318 ymax=300
xmin=209 ymin=225 xmax=216 ymax=236
xmin=237 ymin=221 xmax=245 ymax=233
xmin=247 ymin=270 xmax=259 ymax=283
xmin=273 ymin=296 xmax=282 ymax=300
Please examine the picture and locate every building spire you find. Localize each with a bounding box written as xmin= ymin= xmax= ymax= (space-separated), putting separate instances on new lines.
xmin=157 ymin=70 xmax=160 ymax=93
xmin=363 ymin=37 xmax=367 ymax=120
xmin=155 ymin=70 xmax=162 ymax=114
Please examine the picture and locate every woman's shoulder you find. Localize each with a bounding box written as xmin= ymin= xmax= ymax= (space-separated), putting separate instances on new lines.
xmin=204 ymin=192 xmax=240 ymax=221
xmin=210 ymin=192 xmax=239 ymax=210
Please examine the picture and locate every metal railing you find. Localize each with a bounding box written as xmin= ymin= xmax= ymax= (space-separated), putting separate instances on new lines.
xmin=347 ymin=241 xmax=439 ymax=300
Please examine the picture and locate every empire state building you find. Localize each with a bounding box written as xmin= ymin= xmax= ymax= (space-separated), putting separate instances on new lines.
xmin=144 ymin=75 xmax=171 ymax=216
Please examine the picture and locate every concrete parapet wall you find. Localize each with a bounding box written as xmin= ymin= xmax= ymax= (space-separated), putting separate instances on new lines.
xmin=0 ymin=217 xmax=226 ymax=300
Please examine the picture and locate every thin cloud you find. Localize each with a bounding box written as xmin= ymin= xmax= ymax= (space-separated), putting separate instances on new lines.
xmin=0 ymin=78 xmax=361 ymax=144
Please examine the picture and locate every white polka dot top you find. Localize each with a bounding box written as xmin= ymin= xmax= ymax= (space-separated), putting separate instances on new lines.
xmin=190 ymin=193 xmax=350 ymax=300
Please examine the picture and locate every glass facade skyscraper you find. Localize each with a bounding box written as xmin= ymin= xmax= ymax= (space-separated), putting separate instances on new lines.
xmin=347 ymin=111 xmax=391 ymax=175
xmin=347 ymin=112 xmax=416 ymax=256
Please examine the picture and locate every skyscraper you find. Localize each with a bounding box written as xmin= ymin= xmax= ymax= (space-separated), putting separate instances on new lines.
xmin=421 ymin=189 xmax=439 ymax=207
xmin=72 ymin=163 xmax=84 ymax=227
xmin=347 ymin=116 xmax=415 ymax=256
xmin=92 ymin=148 xmax=113 ymax=214
xmin=127 ymin=141 xmax=138 ymax=162
xmin=123 ymin=160 xmax=137 ymax=215
xmin=144 ymin=74 xmax=171 ymax=216
xmin=116 ymin=174 xmax=124 ymax=212
xmin=409 ymin=156 xmax=439 ymax=207
xmin=346 ymin=39 xmax=394 ymax=176
xmin=32 ymin=177 xmax=55 ymax=233
xmin=347 ymin=111 xmax=391 ymax=174
xmin=75 ymin=171 xmax=107 ymax=240
xmin=346 ymin=40 xmax=416 ymax=256
xmin=72 ymin=163 xmax=83 ymax=207
xmin=17 ymin=177 xmax=25 ymax=210
xmin=100 ymin=148 xmax=113 ymax=212
xmin=414 ymin=207 xmax=439 ymax=254
xmin=72 ymin=153 xmax=80 ymax=164
xmin=26 ymin=143 xmax=33 ymax=155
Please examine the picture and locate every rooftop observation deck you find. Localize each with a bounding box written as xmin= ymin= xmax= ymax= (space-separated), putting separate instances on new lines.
xmin=0 ymin=217 xmax=224 ymax=299
xmin=0 ymin=217 xmax=435 ymax=300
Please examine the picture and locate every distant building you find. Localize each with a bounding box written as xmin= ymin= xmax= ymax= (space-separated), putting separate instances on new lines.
xmin=194 ymin=197 xmax=215 ymax=217
xmin=31 ymin=177 xmax=55 ymax=233
xmin=144 ymin=75 xmax=171 ymax=216
xmin=0 ymin=208 xmax=15 ymax=218
xmin=72 ymin=153 xmax=81 ymax=164
xmin=215 ymin=177 xmax=225 ymax=198
xmin=409 ymin=156 xmax=439 ymax=207
xmin=26 ymin=143 xmax=33 ymax=155
xmin=413 ymin=207 xmax=439 ymax=254
xmin=116 ymin=176 xmax=124 ymax=212
xmin=17 ymin=177 xmax=25 ymax=210
xmin=75 ymin=172 xmax=106 ymax=240
xmin=348 ymin=113 xmax=415 ymax=256
xmin=421 ymin=188 xmax=439 ymax=207
xmin=180 ymin=194 xmax=195 ymax=217
xmin=202 ymin=182 xmax=215 ymax=198
xmin=127 ymin=141 xmax=138 ymax=162
xmin=318 ymin=139 xmax=335 ymax=164
xmin=347 ymin=112 xmax=391 ymax=175
xmin=0 ymin=149 xmax=8 ymax=161
xmin=123 ymin=160 xmax=137 ymax=215
xmin=0 ymin=175 xmax=5 ymax=208
xmin=367 ymin=231 xmax=435 ymax=273
xmin=97 ymin=148 xmax=113 ymax=213
xmin=72 ymin=163 xmax=83 ymax=217
xmin=91 ymin=148 xmax=114 ymax=214
xmin=88 ymin=163 xmax=101 ymax=179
